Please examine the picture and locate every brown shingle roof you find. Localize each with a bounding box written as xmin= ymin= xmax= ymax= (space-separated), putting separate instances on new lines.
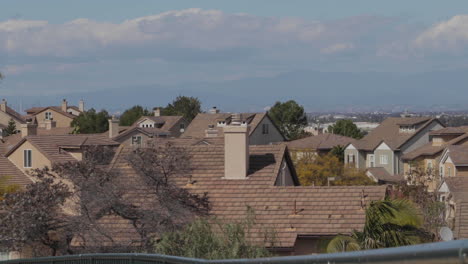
xmin=0 ymin=155 xmax=31 ymax=188
xmin=443 ymin=177 xmax=468 ymax=239
xmin=100 ymin=141 xmax=386 ymax=248
xmin=429 ymin=126 xmax=468 ymax=136
xmin=182 ymin=113 xmax=273 ymax=139
xmin=287 ymin=133 xmax=355 ymax=150
xmin=366 ymin=167 xmax=404 ymax=183
xmin=0 ymin=134 xmax=22 ymax=156
xmin=6 ymin=134 xmax=119 ymax=164
xmin=30 ymin=106 xmax=77 ymax=119
xmin=5 ymin=106 xmax=26 ymax=123
xmin=352 ymin=117 xmax=438 ymax=151
xmin=445 ymin=145 xmax=468 ymax=166
xmin=113 ymin=116 xmax=184 ymax=141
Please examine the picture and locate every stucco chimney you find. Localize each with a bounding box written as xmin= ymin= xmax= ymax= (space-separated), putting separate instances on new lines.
xmin=108 ymin=116 xmax=119 ymax=138
xmin=78 ymin=99 xmax=85 ymax=112
xmin=223 ymin=121 xmax=250 ymax=180
xmin=61 ymin=99 xmax=68 ymax=112
xmin=153 ymin=108 xmax=161 ymax=117
xmin=0 ymin=99 xmax=6 ymax=112
xmin=21 ymin=123 xmax=37 ymax=138
xmin=209 ymin=107 xmax=220 ymax=114
xmin=44 ymin=120 xmax=56 ymax=130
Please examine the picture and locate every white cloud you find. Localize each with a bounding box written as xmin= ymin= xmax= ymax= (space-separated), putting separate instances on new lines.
xmin=413 ymin=15 xmax=468 ymax=52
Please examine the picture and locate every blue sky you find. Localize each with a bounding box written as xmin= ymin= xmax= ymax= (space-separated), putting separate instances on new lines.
xmin=1 ymin=1 xmax=468 ymax=112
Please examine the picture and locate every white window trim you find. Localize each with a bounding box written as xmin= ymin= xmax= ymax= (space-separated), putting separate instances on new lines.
xmin=24 ymin=149 xmax=32 ymax=168
xmin=380 ymin=155 xmax=388 ymax=165
xmin=131 ymin=135 xmax=142 ymax=146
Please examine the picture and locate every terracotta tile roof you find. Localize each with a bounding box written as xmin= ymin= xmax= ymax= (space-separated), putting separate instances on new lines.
xmin=352 ymin=117 xmax=438 ymax=151
xmin=113 ymin=116 xmax=184 ymax=141
xmin=455 ymin=202 xmax=468 ymax=239
xmin=0 ymin=155 xmax=31 ymax=188
xmin=5 ymin=134 xmax=119 ymax=164
xmin=0 ymin=134 xmax=23 ymax=156
xmin=366 ymin=167 xmax=404 ymax=183
xmin=287 ymin=133 xmax=355 ymax=150
xmin=182 ymin=113 xmax=270 ymax=139
xmin=100 ymin=141 xmax=386 ymax=248
xmin=445 ymin=145 xmax=468 ymax=166
xmin=4 ymin=106 xmax=26 ymax=123
xmin=440 ymin=177 xmax=468 ymax=239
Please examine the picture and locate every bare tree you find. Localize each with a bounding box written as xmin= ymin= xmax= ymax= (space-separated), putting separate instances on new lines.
xmin=0 ymin=143 xmax=209 ymax=256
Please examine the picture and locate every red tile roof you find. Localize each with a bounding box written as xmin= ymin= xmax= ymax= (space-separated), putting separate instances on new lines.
xmin=0 ymin=155 xmax=31 ymax=188
xmin=99 ymin=141 xmax=386 ymax=248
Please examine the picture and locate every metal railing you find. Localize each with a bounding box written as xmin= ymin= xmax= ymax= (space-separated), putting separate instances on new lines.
xmin=2 ymin=239 xmax=468 ymax=264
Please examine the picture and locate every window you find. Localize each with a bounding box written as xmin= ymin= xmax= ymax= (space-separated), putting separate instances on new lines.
xmin=427 ymin=161 xmax=433 ymax=170
xmin=262 ymin=124 xmax=269 ymax=134
xmin=180 ymin=123 xmax=185 ymax=132
xmin=23 ymin=149 xmax=32 ymax=168
xmin=45 ymin=111 xmax=52 ymax=120
xmin=447 ymin=167 xmax=452 ymax=177
xmin=369 ymin=155 xmax=375 ymax=167
xmin=347 ymin=154 xmax=355 ymax=164
xmin=131 ymin=136 xmax=142 ymax=146
xmin=440 ymin=166 xmax=444 ymax=178
xmin=380 ymin=155 xmax=388 ymax=165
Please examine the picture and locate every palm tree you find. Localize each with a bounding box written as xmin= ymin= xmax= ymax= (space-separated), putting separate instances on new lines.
xmin=327 ymin=199 xmax=427 ymax=253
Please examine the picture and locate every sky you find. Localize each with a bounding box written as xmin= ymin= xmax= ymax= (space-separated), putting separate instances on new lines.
xmin=1 ymin=0 xmax=468 ymax=113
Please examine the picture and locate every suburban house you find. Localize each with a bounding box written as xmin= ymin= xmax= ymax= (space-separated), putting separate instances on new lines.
xmin=438 ymin=177 xmax=468 ymax=240
xmin=402 ymin=127 xmax=468 ymax=191
xmin=0 ymin=99 xmax=26 ymax=136
xmin=286 ymin=133 xmax=355 ymax=161
xmin=4 ymin=123 xmax=119 ymax=174
xmin=83 ymin=121 xmax=386 ymax=255
xmin=110 ymin=108 xmax=188 ymax=147
xmin=344 ymin=117 xmax=444 ymax=182
xmin=182 ymin=107 xmax=285 ymax=145
xmin=25 ymin=99 xmax=85 ymax=128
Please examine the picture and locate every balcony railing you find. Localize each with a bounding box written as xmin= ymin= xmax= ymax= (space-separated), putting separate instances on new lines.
xmin=1 ymin=239 xmax=468 ymax=264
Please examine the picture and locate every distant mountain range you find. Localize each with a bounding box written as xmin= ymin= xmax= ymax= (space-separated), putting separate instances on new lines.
xmin=4 ymin=69 xmax=468 ymax=114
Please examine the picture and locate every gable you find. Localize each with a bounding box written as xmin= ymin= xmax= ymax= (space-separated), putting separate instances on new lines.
xmin=346 ymin=144 xmax=357 ymax=150
xmin=439 ymin=182 xmax=450 ymax=193
xmin=376 ymin=141 xmax=391 ymax=151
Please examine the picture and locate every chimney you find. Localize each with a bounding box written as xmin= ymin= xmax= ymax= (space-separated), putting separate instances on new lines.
xmin=78 ymin=99 xmax=85 ymax=112
xmin=44 ymin=120 xmax=56 ymax=130
xmin=209 ymin=106 xmax=220 ymax=114
xmin=153 ymin=108 xmax=161 ymax=117
xmin=61 ymin=99 xmax=68 ymax=112
xmin=223 ymin=116 xmax=250 ymax=180
xmin=108 ymin=116 xmax=119 ymax=138
xmin=21 ymin=123 xmax=37 ymax=138
xmin=0 ymin=99 xmax=6 ymax=112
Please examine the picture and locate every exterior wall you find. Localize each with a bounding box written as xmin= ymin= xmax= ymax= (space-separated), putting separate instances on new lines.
xmin=168 ymin=118 xmax=189 ymax=138
xmin=443 ymin=159 xmax=456 ymax=177
xmin=34 ymin=109 xmax=74 ymax=128
xmin=117 ymin=132 xmax=153 ymax=147
xmin=0 ymin=111 xmax=22 ymax=129
xmin=374 ymin=148 xmax=394 ymax=174
xmin=274 ymin=158 xmax=295 ymax=186
xmin=249 ymin=116 xmax=284 ymax=145
xmin=292 ymin=237 xmax=331 ymax=255
xmin=456 ymin=167 xmax=468 ymax=177
xmin=432 ymin=135 xmax=459 ymax=146
xmin=8 ymin=141 xmax=51 ymax=173
xmin=66 ymin=107 xmax=81 ymax=116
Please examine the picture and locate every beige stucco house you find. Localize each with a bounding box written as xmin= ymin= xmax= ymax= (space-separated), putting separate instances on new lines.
xmin=109 ymin=109 xmax=188 ymax=147
xmin=182 ymin=108 xmax=285 ymax=145
xmin=25 ymin=99 xmax=84 ymax=128
xmin=344 ymin=117 xmax=444 ymax=182
xmin=0 ymin=99 xmax=26 ymax=137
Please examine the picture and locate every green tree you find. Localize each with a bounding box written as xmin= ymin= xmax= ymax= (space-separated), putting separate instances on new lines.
xmin=330 ymin=145 xmax=346 ymax=162
xmin=71 ymin=108 xmax=110 ymax=134
xmin=119 ymin=105 xmax=150 ymax=126
xmin=0 ymin=176 xmax=19 ymax=201
xmin=155 ymin=209 xmax=273 ymax=259
xmin=327 ymin=199 xmax=428 ymax=253
xmin=268 ymin=100 xmax=308 ymax=140
xmin=4 ymin=118 xmax=18 ymax=136
xmin=296 ymin=154 xmax=375 ymax=186
xmin=328 ymin=120 xmax=364 ymax=139
xmin=162 ymin=96 xmax=202 ymax=122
